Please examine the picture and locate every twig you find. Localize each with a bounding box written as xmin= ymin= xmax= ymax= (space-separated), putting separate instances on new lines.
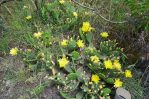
xmin=72 ymin=0 xmax=128 ymax=24
xmin=30 ymin=0 xmax=37 ymax=10
xmin=4 ymin=6 xmax=13 ymax=16
xmin=72 ymin=0 xmax=95 ymax=11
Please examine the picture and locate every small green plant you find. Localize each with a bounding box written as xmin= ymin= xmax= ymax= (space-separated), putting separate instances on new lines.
xmin=10 ymin=21 xmax=133 ymax=98
xmin=48 ymin=23 xmax=133 ymax=98
xmin=7 ymin=0 xmax=139 ymax=98
xmin=40 ymin=0 xmax=79 ymax=32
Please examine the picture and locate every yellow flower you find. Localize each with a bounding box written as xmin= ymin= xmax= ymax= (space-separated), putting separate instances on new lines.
xmin=91 ymin=74 xmax=100 ymax=84
xmin=73 ymin=12 xmax=78 ymax=18
xmin=100 ymin=32 xmax=109 ymax=38
xmin=77 ymin=40 xmax=85 ymax=48
xmin=33 ymin=32 xmax=42 ymax=39
xmin=125 ymin=70 xmax=132 ymax=78
xmin=81 ymin=22 xmax=93 ymax=33
xmin=61 ymin=40 xmax=68 ymax=46
xmin=113 ymin=60 xmax=121 ymax=70
xmin=10 ymin=47 xmax=19 ymax=56
xmin=114 ymin=79 xmax=123 ymax=88
xmin=59 ymin=0 xmax=65 ymax=4
xmin=90 ymin=55 xmax=99 ymax=64
xmin=104 ymin=60 xmax=113 ymax=69
xmin=58 ymin=56 xmax=69 ymax=68
xmin=25 ymin=16 xmax=32 ymax=20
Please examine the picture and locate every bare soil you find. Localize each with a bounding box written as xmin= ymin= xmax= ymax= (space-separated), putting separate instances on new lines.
xmin=0 ymin=56 xmax=62 ymax=99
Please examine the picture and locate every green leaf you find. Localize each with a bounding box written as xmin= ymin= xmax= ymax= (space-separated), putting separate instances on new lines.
xmin=71 ymin=51 xmax=80 ymax=60
xmin=101 ymin=88 xmax=111 ymax=97
xmin=122 ymin=53 xmax=127 ymax=62
xmin=51 ymin=11 xmax=60 ymax=21
xmin=60 ymin=92 xmax=72 ymax=99
xmin=86 ymin=33 xmax=93 ymax=44
xmin=47 ymin=2 xmax=58 ymax=10
xmin=68 ymin=39 xmax=77 ymax=50
xmin=65 ymin=2 xmax=76 ymax=12
xmin=106 ymin=78 xmax=114 ymax=84
xmin=64 ymin=65 xmax=73 ymax=73
xmin=79 ymin=28 xmax=86 ymax=42
xmin=99 ymin=73 xmax=106 ymax=80
xmin=32 ymin=85 xmax=45 ymax=95
xmin=67 ymin=73 xmax=78 ymax=80
xmin=112 ymin=0 xmax=120 ymax=4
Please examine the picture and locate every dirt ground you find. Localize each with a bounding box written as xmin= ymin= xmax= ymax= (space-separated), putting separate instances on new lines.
xmin=0 ymin=56 xmax=62 ymax=99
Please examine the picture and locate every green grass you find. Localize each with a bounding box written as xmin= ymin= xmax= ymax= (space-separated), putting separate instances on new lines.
xmin=124 ymin=78 xmax=144 ymax=99
xmin=0 ymin=0 xmax=36 ymax=53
